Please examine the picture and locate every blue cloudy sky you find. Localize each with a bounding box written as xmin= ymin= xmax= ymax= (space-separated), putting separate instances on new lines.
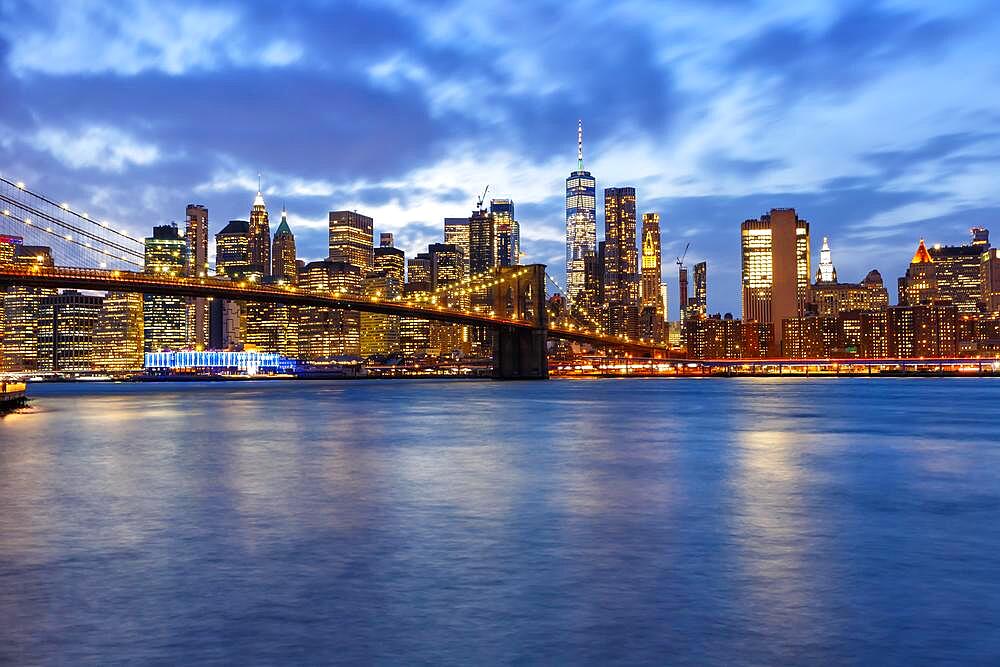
xmin=2 ymin=0 xmax=999 ymax=316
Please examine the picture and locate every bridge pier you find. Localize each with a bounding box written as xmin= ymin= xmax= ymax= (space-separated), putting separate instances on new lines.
xmin=493 ymin=325 xmax=548 ymax=379
xmin=491 ymin=264 xmax=548 ymax=380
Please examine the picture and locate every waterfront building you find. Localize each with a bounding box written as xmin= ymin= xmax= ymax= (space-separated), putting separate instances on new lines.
xmin=928 ymin=231 xmax=988 ymax=314
xmin=209 ymin=296 xmax=241 ymax=350
xmin=685 ymin=314 xmax=743 ymax=360
xmin=888 ymin=304 xmax=958 ymax=358
xmin=444 ymin=218 xmax=470 ymax=273
xmin=840 ymin=309 xmax=891 ymax=358
xmin=566 ymin=120 xmax=597 ymax=306
xmin=248 ymin=188 xmax=271 ymax=277
xmin=144 ymin=224 xmax=188 ymax=352
xmin=740 ymin=208 xmax=811 ymax=354
xmin=491 ymin=199 xmax=520 ymax=267
xmin=93 ymin=292 xmax=144 ymax=373
xmin=298 ymin=260 xmax=361 ymax=360
xmin=145 ymin=349 xmax=297 ymax=375
xmin=271 ymin=208 xmax=297 ymax=284
xmin=401 ymin=253 xmax=432 ymax=356
xmin=603 ymin=187 xmax=639 ymax=338
xmin=184 ymin=204 xmax=209 ymax=348
xmin=37 ymin=290 xmax=103 ymax=372
xmin=780 ymin=316 xmax=828 ymax=358
xmin=328 ymin=210 xmax=374 ymax=273
xmin=897 ymin=239 xmax=938 ymax=306
xmin=2 ymin=245 xmax=55 ymax=371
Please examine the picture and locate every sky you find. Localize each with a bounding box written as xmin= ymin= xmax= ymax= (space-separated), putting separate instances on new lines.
xmin=1 ymin=0 xmax=999 ymax=317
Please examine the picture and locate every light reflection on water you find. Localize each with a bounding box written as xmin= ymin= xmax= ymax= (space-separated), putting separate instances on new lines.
xmin=1 ymin=378 xmax=999 ymax=664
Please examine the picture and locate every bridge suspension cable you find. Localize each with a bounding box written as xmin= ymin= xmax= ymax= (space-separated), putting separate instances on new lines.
xmin=0 ymin=207 xmax=143 ymax=268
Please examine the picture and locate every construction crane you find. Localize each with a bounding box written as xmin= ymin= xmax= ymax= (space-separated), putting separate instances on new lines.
xmin=476 ymin=185 xmax=490 ymax=211
xmin=676 ymin=242 xmax=690 ymax=312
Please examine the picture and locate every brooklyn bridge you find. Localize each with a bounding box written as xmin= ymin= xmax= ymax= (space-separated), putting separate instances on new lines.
xmin=0 ymin=175 xmax=672 ymax=379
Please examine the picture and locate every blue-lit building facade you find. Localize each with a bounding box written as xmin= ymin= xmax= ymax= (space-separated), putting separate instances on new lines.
xmin=566 ymin=120 xmax=596 ymax=304
xmin=145 ymin=350 xmax=298 ymax=375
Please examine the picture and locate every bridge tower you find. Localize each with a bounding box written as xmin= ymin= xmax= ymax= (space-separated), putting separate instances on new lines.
xmin=492 ymin=264 xmax=548 ymax=379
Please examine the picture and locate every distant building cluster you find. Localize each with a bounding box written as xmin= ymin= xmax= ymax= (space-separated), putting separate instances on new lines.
xmin=4 ymin=121 xmax=1000 ymax=374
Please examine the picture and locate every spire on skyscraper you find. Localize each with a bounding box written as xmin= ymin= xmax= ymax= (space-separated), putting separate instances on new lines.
xmin=577 ymin=119 xmax=584 ymax=170
xmin=254 ymin=173 xmax=265 ymax=208
xmin=816 ymin=236 xmax=837 ymax=283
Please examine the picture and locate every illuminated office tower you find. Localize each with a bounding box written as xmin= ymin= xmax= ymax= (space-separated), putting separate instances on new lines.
xmin=983 ymin=247 xmax=1000 ymax=313
xmin=360 ymin=270 xmax=394 ymax=357
xmin=638 ymin=213 xmax=663 ymax=341
xmin=93 ymin=292 xmax=144 ymax=373
xmin=184 ymin=204 xmax=209 ymax=348
xmin=444 ymin=218 xmax=470 ymax=273
xmin=566 ymin=120 xmax=597 ymax=305
xmin=244 ymin=295 xmax=298 ymax=359
xmin=468 ymin=207 xmax=495 ymax=274
xmin=272 ymin=208 xmax=297 ymax=284
xmin=37 ymin=291 xmax=103 ymax=372
xmin=0 ymin=234 xmax=20 ymax=263
xmin=491 ymin=199 xmax=519 ymax=267
xmin=248 ymin=187 xmax=271 ymax=276
xmin=401 ymin=253 xmax=432 ymax=356
xmin=927 ymin=230 xmax=989 ymax=313
xmin=215 ymin=220 xmax=252 ymax=277
xmin=298 ymin=260 xmax=361 ymax=361
xmin=603 ymin=187 xmax=639 ymax=337
xmin=640 ymin=213 xmax=662 ymax=314
xmin=428 ymin=242 xmax=468 ymax=355
xmin=361 ymin=245 xmax=406 ymax=356
xmin=692 ymin=261 xmax=707 ymax=318
xmin=897 ymin=239 xmax=938 ymax=306
xmin=328 ymin=210 xmax=374 ymax=273
xmin=144 ymin=224 xmax=188 ymax=352
xmin=740 ymin=208 xmax=811 ymax=354
xmin=2 ymin=245 xmax=54 ymax=371
xmin=380 ymin=232 xmax=394 ymax=248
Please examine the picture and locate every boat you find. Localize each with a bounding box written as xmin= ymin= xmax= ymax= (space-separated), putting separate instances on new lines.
xmin=0 ymin=381 xmax=27 ymax=410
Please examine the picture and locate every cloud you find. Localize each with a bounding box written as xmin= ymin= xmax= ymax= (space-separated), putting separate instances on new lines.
xmin=32 ymin=126 xmax=161 ymax=172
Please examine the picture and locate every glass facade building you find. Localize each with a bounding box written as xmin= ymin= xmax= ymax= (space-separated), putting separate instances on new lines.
xmin=566 ymin=121 xmax=597 ymax=306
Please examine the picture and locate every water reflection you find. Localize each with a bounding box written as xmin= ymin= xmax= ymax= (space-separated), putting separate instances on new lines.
xmin=1 ymin=379 xmax=999 ymax=663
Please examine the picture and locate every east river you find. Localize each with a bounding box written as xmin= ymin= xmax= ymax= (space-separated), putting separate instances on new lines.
xmin=1 ymin=378 xmax=999 ymax=664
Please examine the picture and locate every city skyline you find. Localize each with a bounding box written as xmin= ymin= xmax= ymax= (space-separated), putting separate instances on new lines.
xmin=2 ymin=1 xmax=1000 ymax=316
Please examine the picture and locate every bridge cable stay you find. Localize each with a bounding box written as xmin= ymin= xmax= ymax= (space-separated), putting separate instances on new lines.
xmin=543 ymin=272 xmax=605 ymax=334
xmin=0 ymin=207 xmax=143 ymax=268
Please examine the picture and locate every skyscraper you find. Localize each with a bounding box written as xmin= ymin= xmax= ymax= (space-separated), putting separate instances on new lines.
xmin=603 ymin=187 xmax=639 ymax=337
xmin=185 ymin=204 xmax=209 ymax=348
xmin=640 ymin=213 xmax=662 ymax=315
xmin=444 ymin=218 xmax=470 ymax=273
xmin=491 ymin=199 xmax=519 ymax=267
xmin=928 ymin=230 xmax=988 ymax=314
xmin=298 ymin=260 xmax=361 ymax=360
xmin=740 ymin=208 xmax=811 ymax=354
xmin=468 ymin=207 xmax=495 ymax=275
xmin=144 ymin=224 xmax=188 ymax=352
xmin=271 ymin=208 xmax=297 ymax=284
xmin=566 ymin=120 xmax=597 ymax=305
xmin=983 ymin=247 xmax=1000 ymax=313
xmin=93 ymin=292 xmax=144 ymax=373
xmin=897 ymin=239 xmax=937 ymax=306
xmin=361 ymin=244 xmax=406 ymax=357
xmin=215 ymin=220 xmax=252 ymax=277
xmin=248 ymin=187 xmax=271 ymax=276
xmin=692 ymin=261 xmax=707 ymax=318
xmin=2 ymin=245 xmax=54 ymax=371
xmin=815 ymin=236 xmax=837 ymax=284
xmin=37 ymin=291 xmax=104 ymax=372
xmin=328 ymin=210 xmax=374 ymax=273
